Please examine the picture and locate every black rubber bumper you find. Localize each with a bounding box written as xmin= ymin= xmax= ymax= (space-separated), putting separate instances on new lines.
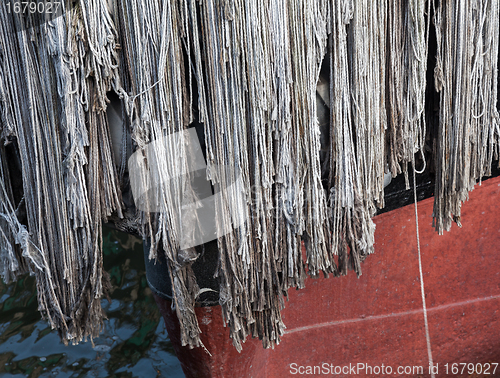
xmin=143 ymin=239 xmax=220 ymax=306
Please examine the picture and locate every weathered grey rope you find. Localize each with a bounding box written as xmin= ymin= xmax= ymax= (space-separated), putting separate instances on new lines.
xmin=348 ymin=0 xmax=387 ymax=211
xmin=387 ymin=0 xmax=430 ymax=188
xmin=0 ymin=150 xmax=28 ymax=283
xmin=433 ymin=0 xmax=500 ymax=234
xmin=0 ymin=0 xmax=499 ymax=352
xmin=0 ymin=0 xmax=123 ymax=345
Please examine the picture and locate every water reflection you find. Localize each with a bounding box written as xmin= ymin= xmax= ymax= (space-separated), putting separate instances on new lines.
xmin=0 ymin=228 xmax=184 ymax=378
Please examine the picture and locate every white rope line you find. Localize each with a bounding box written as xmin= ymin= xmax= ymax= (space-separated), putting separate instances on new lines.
xmin=412 ymin=160 xmax=435 ymax=378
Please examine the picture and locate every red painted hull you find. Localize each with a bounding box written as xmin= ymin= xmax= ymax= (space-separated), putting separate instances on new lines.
xmin=155 ymin=176 xmax=500 ymax=377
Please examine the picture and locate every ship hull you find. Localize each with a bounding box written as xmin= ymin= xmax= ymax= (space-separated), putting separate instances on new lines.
xmin=155 ymin=176 xmax=500 ymax=377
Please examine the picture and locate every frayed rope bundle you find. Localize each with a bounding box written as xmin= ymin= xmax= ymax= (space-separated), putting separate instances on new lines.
xmin=0 ymin=0 xmax=499 ymax=350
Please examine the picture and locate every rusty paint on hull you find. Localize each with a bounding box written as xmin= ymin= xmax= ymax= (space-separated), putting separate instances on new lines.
xmin=155 ymin=176 xmax=500 ymax=377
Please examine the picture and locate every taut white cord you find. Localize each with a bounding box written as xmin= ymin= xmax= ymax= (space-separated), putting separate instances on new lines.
xmin=412 ymin=161 xmax=435 ymax=378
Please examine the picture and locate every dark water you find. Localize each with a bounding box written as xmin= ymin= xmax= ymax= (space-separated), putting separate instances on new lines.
xmin=0 ymin=228 xmax=185 ymax=378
